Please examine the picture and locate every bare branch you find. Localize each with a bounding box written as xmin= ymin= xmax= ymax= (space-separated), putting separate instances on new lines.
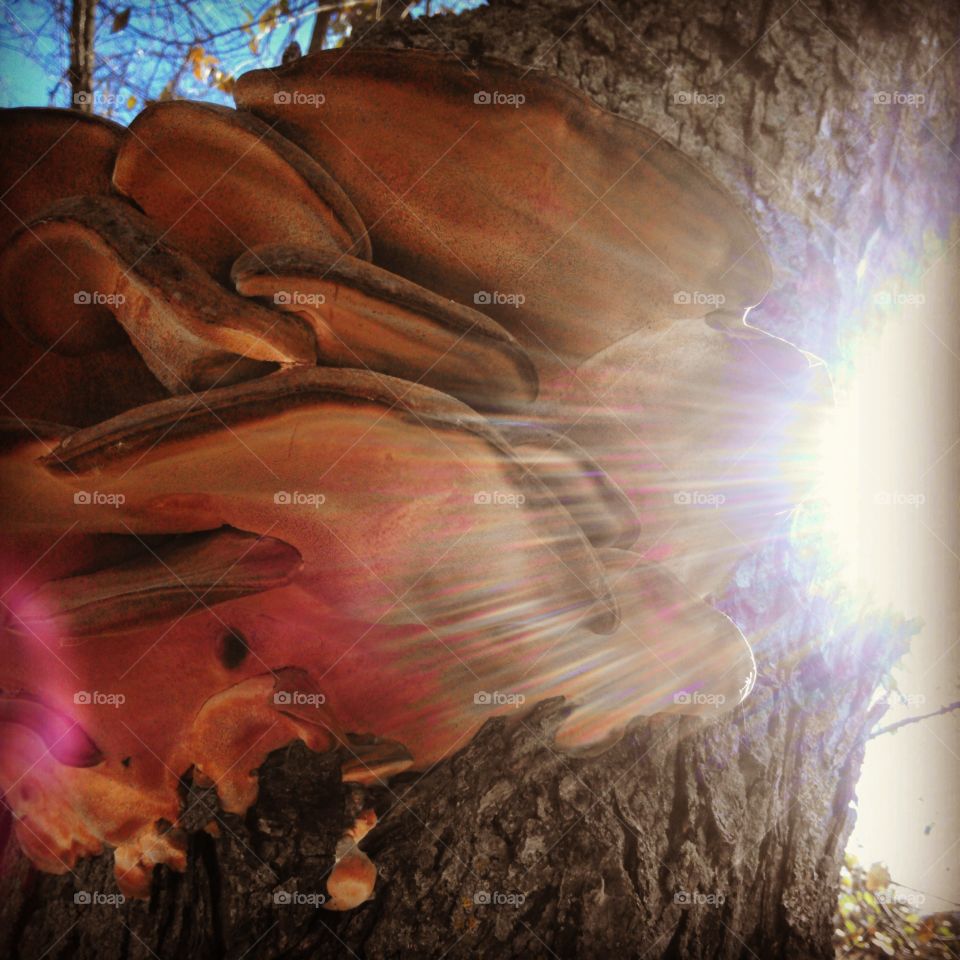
xmin=868 ymin=700 xmax=960 ymax=739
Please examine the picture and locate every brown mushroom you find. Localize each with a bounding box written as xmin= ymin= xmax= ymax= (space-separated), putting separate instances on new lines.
xmin=0 ymin=107 xmax=123 ymax=248
xmin=231 ymin=242 xmax=538 ymax=408
xmin=325 ymin=848 xmax=377 ymax=911
xmin=0 ymin=109 xmax=166 ymax=426
xmin=341 ymin=735 xmax=414 ymax=785
xmin=0 ymin=65 xmax=816 ymax=910
xmin=234 ymin=48 xmax=772 ymax=373
xmin=550 ymin=547 xmax=757 ymax=749
xmin=113 ymin=101 xmax=371 ymax=283
xmin=540 ymin=314 xmax=831 ymax=597
xmin=0 ymin=195 xmax=316 ymax=393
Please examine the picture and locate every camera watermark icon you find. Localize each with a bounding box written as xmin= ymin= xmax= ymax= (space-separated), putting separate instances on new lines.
xmin=874 ymin=91 xmax=925 ymax=106
xmin=74 ymin=890 xmax=126 ymax=906
xmin=273 ymin=90 xmax=325 ymax=107
xmin=474 ymin=490 xmax=525 ymax=508
xmin=274 ymin=490 xmax=325 ymax=508
xmin=673 ymin=490 xmax=725 ymax=508
xmin=874 ymin=491 xmax=925 ymax=508
xmin=673 ymin=290 xmax=726 ymax=307
xmin=274 ymin=290 xmax=325 ymax=307
xmin=474 ymin=690 xmax=526 ymax=709
xmin=675 ymin=890 xmax=725 ymax=907
xmin=674 ymin=691 xmax=726 ymax=709
xmin=274 ymin=690 xmax=326 ymax=708
xmin=273 ymin=889 xmax=326 ymax=906
xmin=73 ymin=91 xmax=123 ymax=108
xmin=873 ymin=290 xmax=925 ymax=307
xmin=474 ymin=290 xmax=526 ymax=308
xmin=473 ymin=890 xmax=526 ymax=906
xmin=673 ymin=91 xmax=725 ymax=106
xmin=74 ymin=290 xmax=126 ymax=306
xmin=473 ymin=91 xmax=526 ymax=108
xmin=74 ymin=490 xmax=125 ymax=508
xmin=74 ymin=690 xmax=125 ymax=708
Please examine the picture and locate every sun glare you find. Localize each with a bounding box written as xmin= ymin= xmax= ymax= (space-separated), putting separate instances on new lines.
xmin=811 ymin=308 xmax=929 ymax=612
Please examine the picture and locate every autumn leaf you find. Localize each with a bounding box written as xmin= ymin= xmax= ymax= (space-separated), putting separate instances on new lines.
xmin=111 ymin=7 xmax=131 ymax=33
xmin=187 ymin=45 xmax=219 ymax=83
xmin=865 ymin=861 xmax=891 ymax=892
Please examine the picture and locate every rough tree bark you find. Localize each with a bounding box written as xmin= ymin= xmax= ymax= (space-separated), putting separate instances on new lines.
xmin=2 ymin=1 xmax=957 ymax=958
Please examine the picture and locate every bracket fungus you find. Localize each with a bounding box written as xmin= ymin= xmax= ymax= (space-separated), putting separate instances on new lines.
xmin=541 ymin=311 xmax=832 ymax=597
xmin=0 ymin=108 xmax=124 ymax=248
xmin=232 ymin=243 xmax=538 ymax=409
xmin=113 ymin=101 xmax=371 ymax=282
xmin=0 ymin=195 xmax=316 ymax=393
xmin=0 ymin=49 xmax=827 ymax=908
xmin=0 ymin=109 xmax=165 ymax=426
xmin=234 ymin=49 xmax=773 ymax=373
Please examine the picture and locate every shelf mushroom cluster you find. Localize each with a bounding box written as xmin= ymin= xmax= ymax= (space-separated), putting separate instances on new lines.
xmin=0 ymin=49 xmax=829 ymax=906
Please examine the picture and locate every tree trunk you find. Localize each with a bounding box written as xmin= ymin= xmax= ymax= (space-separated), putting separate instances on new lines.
xmin=2 ymin=1 xmax=956 ymax=958
xmin=68 ymin=0 xmax=96 ymax=112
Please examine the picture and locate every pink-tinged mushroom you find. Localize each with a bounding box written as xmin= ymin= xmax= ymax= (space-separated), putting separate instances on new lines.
xmin=0 ymin=196 xmax=317 ymax=394
xmin=0 ymin=61 xmax=815 ymax=911
xmin=18 ymin=367 xmax=617 ymax=633
xmin=0 ymin=539 xmax=752 ymax=895
xmin=232 ymin=243 xmax=538 ymax=409
xmin=15 ymin=528 xmax=302 ymax=641
xmin=233 ymin=49 xmax=772 ymax=373
xmin=112 ymin=101 xmax=371 ymax=283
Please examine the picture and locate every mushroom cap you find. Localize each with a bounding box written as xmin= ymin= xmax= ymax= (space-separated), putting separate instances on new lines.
xmin=234 ymin=48 xmax=773 ymax=370
xmin=550 ymin=548 xmax=757 ymax=750
xmin=0 ymin=107 xmax=124 ymax=247
xmin=325 ymin=849 xmax=377 ymax=910
xmin=17 ymin=528 xmax=302 ymax=642
xmin=0 ymin=694 xmax=102 ymax=766
xmin=541 ymin=315 xmax=830 ymax=597
xmin=28 ymin=367 xmax=617 ymax=634
xmin=0 ymin=195 xmax=316 ymax=393
xmin=232 ymin=242 xmax=538 ymax=409
xmin=0 ymin=109 xmax=165 ymax=426
xmin=497 ymin=423 xmax=641 ymax=549
xmin=113 ymin=101 xmax=371 ymax=283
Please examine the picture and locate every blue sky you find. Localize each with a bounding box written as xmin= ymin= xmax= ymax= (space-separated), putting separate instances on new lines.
xmin=0 ymin=1 xmax=485 ymax=122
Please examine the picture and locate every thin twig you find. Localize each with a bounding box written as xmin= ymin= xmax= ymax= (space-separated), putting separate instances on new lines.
xmin=868 ymin=700 xmax=960 ymax=739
